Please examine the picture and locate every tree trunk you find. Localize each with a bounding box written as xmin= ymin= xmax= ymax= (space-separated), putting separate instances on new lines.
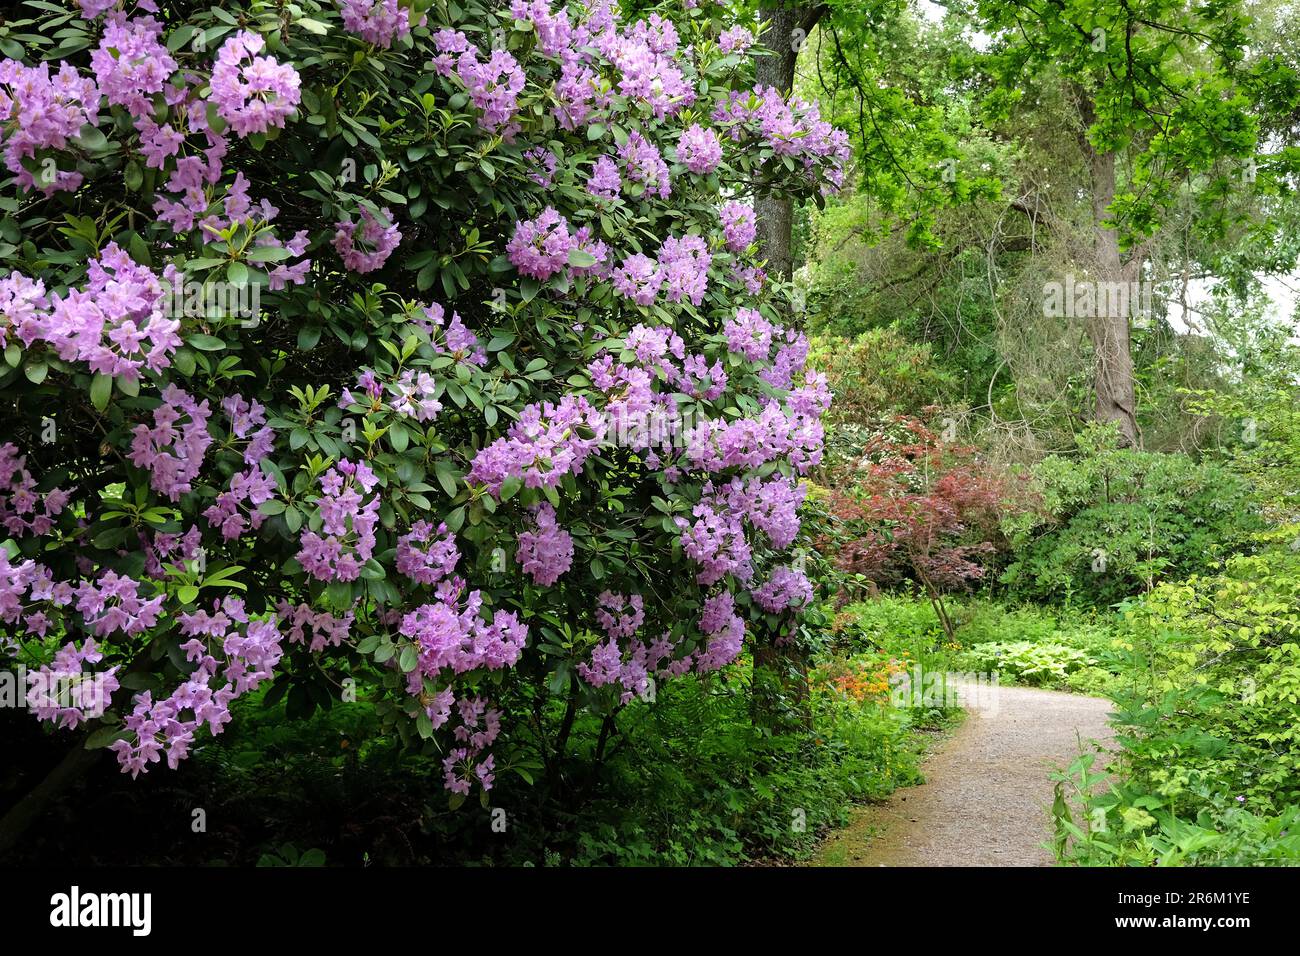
xmin=754 ymin=4 xmax=815 ymax=283
xmin=1076 ymin=90 xmax=1141 ymax=448
xmin=1085 ymin=146 xmax=1140 ymax=446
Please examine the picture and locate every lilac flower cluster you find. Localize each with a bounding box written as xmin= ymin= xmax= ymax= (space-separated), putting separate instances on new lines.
xmin=669 ymin=474 xmax=811 ymax=590
xmin=341 ymin=367 xmax=443 ymax=424
xmin=719 ymin=200 xmax=756 ymax=253
xmin=0 ymin=272 xmax=47 ymax=350
xmin=203 ymin=466 xmax=276 ymax=541
xmin=207 ymin=174 xmax=312 ymax=291
xmin=112 ymin=597 xmax=284 ymax=776
xmin=682 ymin=400 xmax=823 ymax=476
xmin=506 ymin=207 xmax=576 ymax=281
xmin=678 ymin=354 xmax=728 ymax=401
xmin=759 ymin=327 xmax=812 ymax=390
xmin=0 ymin=443 xmax=71 ymax=538
xmin=571 ymin=226 xmax=612 ymax=279
xmin=469 ymin=394 xmax=606 ymax=497
xmin=142 ymin=525 xmax=203 ymax=579
xmin=0 ymin=58 xmax=99 ymax=195
xmin=413 ymin=302 xmax=488 ymax=366
xmin=338 ymin=0 xmax=422 ymax=47
xmin=443 ymin=695 xmax=502 ymax=794
xmin=75 ymin=571 xmax=164 ymax=638
xmin=712 ymin=86 xmax=852 ymax=192
xmin=11 ymin=244 xmax=183 ymax=381
xmin=611 ymin=253 xmax=663 ymax=306
xmin=677 ymin=500 xmax=753 ymax=585
xmin=721 ymin=475 xmax=807 ymax=549
xmin=334 ymin=206 xmax=401 ymax=273
xmin=588 ymin=155 xmax=622 ymax=200
xmin=278 ymin=600 xmax=354 ymax=652
xmin=515 ymin=503 xmax=574 ymax=586
xmin=594 ymin=590 xmax=644 ymax=639
xmin=577 ymin=635 xmax=668 ymax=703
xmin=724 ymin=307 xmax=774 ymax=361
xmin=26 ymin=638 xmax=120 ymax=731
xmin=0 ymin=551 xmax=74 ymax=641
xmin=718 ymin=26 xmax=754 ymax=54
xmin=221 ymin=394 xmax=276 ymax=465
xmin=678 ymin=123 xmax=722 ymax=174
xmin=129 ymin=386 xmax=213 ymax=501
xmin=694 ymin=591 xmax=745 ymax=671
xmin=619 ymin=131 xmax=672 ymax=199
xmin=511 ymin=0 xmax=575 ymax=58
xmin=90 ymin=15 xmax=176 ymax=118
xmin=657 ymin=234 xmax=712 ymax=305
xmin=209 ymin=31 xmax=302 ymax=138
xmin=432 ymin=30 xmax=526 ymax=136
xmin=297 ymin=460 xmax=381 ymax=581
xmin=603 ymin=14 xmax=694 ymax=118
xmin=396 ymin=520 xmax=460 ymax=586
xmin=400 ymin=586 xmax=528 ymax=678
xmin=751 ymin=565 xmax=813 ymax=613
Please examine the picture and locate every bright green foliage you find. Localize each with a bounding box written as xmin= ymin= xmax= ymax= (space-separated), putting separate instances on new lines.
xmin=1001 ymin=425 xmax=1261 ymax=606
xmin=1053 ymin=533 xmax=1300 ymax=865
xmin=976 ymin=0 xmax=1300 ymax=248
xmin=958 ymin=640 xmax=1095 ymax=687
xmin=809 ymin=328 xmax=957 ymax=425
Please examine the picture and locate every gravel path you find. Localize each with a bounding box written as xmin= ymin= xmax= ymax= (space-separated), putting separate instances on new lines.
xmin=816 ymin=682 xmax=1114 ymax=866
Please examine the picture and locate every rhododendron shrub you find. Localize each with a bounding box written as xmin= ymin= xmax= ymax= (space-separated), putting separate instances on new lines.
xmin=0 ymin=0 xmax=843 ymax=807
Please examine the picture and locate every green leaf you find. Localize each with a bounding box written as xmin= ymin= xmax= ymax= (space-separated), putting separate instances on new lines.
xmin=434 ymin=462 xmax=460 ymax=498
xmin=297 ymin=326 xmax=322 ymax=350
xmin=389 ymin=422 xmax=409 ymax=452
xmin=84 ymin=725 xmax=127 ymax=750
xmin=172 ymin=348 xmax=196 ymax=376
xmin=187 ymin=334 xmax=226 ymax=351
xmin=90 ymin=373 xmax=112 ymax=411
xmin=567 ymin=248 xmax=597 ymax=268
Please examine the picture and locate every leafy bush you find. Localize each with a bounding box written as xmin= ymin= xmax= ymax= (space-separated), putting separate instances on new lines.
xmin=0 ymin=0 xmax=844 ymax=815
xmin=809 ymin=327 xmax=956 ymax=425
xmin=3 ymin=663 xmax=928 ymax=865
xmin=831 ymin=595 xmax=944 ymax=656
xmin=1053 ymin=532 xmax=1300 ymax=865
xmin=957 ymin=640 xmax=1095 ymax=686
xmin=1001 ymin=424 xmax=1261 ymax=607
xmin=818 ymin=416 xmax=1027 ymax=639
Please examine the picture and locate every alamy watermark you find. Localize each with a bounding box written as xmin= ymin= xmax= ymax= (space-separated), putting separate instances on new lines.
xmin=1 ymin=666 xmax=116 ymax=718
xmin=889 ymin=664 xmax=1000 ymax=715
xmin=160 ymin=278 xmax=261 ymax=326
xmin=1042 ymin=273 xmax=1154 ymax=320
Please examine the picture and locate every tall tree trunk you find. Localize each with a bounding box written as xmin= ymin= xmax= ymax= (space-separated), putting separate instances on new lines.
xmin=1076 ymin=91 xmax=1141 ymax=448
xmin=754 ymin=4 xmax=819 ymax=283
xmin=1086 ymin=146 xmax=1141 ymax=447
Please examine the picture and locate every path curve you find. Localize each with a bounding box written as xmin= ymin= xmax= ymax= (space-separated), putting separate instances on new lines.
xmin=817 ymin=683 xmax=1114 ymax=866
